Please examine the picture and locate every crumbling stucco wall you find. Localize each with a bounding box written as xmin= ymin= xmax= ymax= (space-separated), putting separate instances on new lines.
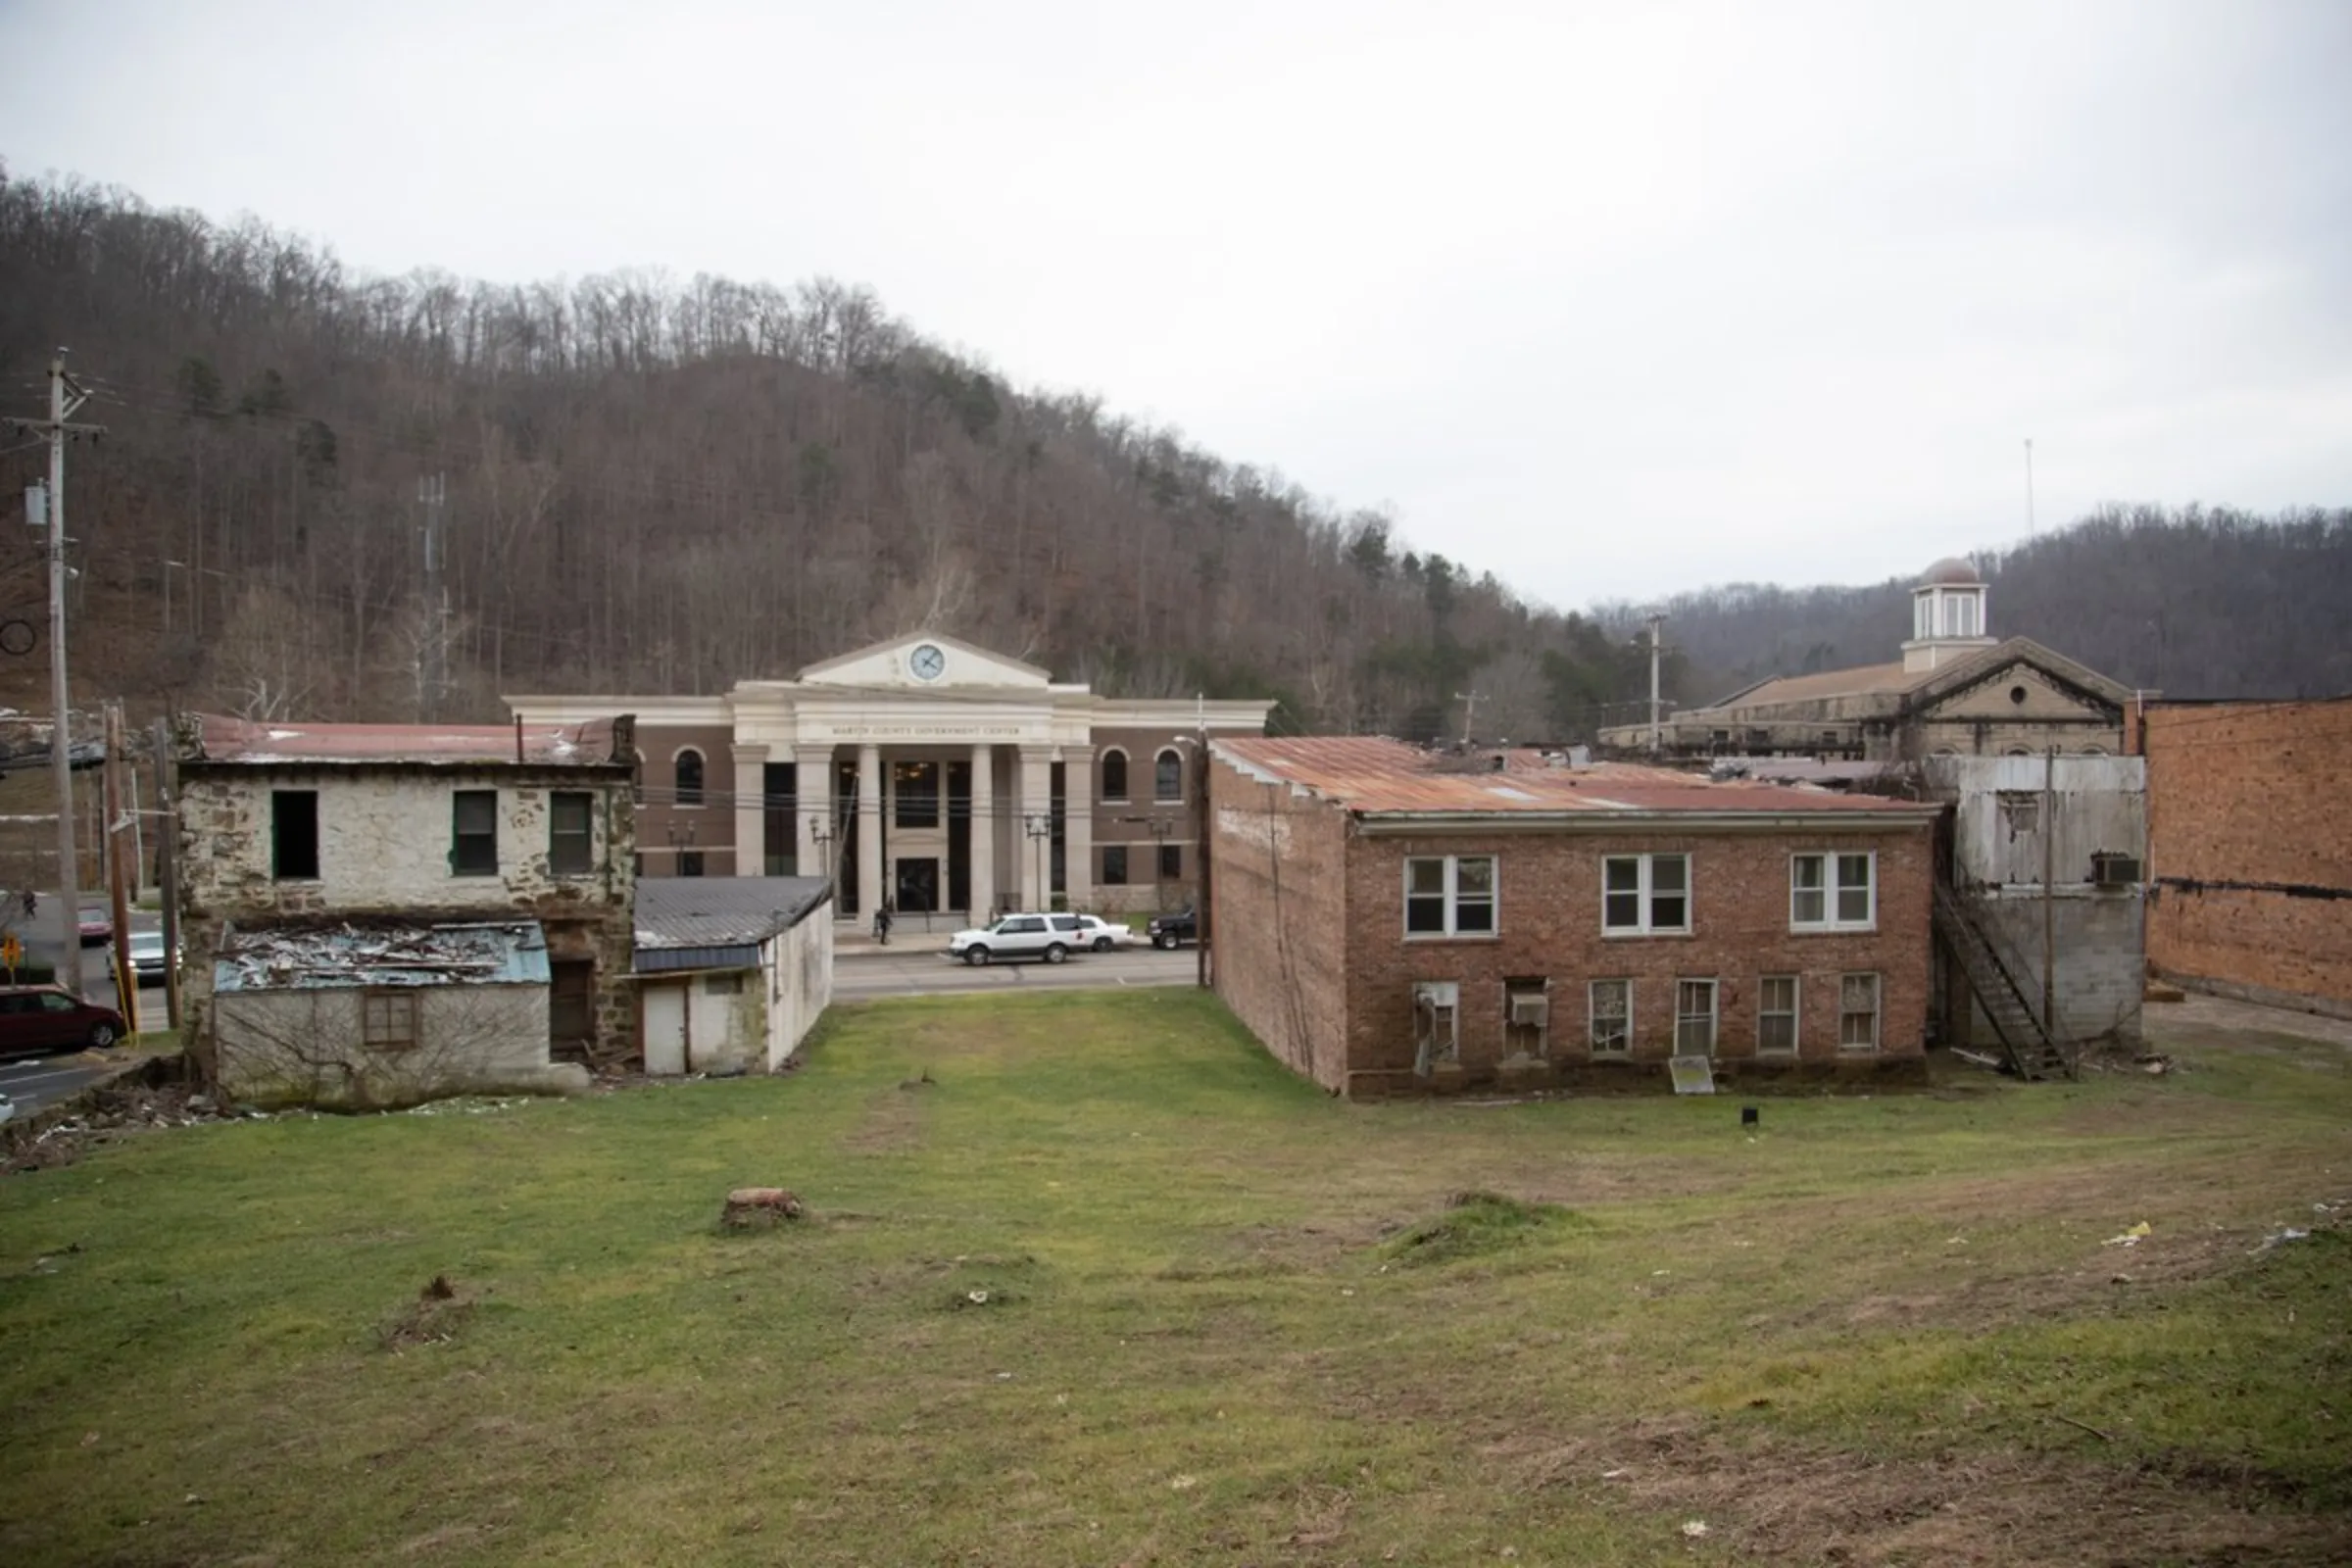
xmin=213 ymin=984 xmax=587 ymax=1109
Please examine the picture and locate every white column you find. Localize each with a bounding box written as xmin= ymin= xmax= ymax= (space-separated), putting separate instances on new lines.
xmin=794 ymin=745 xmax=832 ymax=882
xmin=857 ymin=744 xmax=883 ymax=919
xmin=730 ymin=744 xmax=767 ymax=877
xmin=1062 ymin=744 xmax=1095 ymax=911
xmin=968 ymin=743 xmax=995 ymax=919
xmin=1018 ymin=746 xmax=1054 ymax=911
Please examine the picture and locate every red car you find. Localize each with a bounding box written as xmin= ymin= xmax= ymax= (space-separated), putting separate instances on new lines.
xmin=0 ymin=985 xmax=125 ymax=1057
xmin=77 ymin=906 xmax=113 ymax=947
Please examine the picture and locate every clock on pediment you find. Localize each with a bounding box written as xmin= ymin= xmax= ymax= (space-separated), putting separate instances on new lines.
xmin=908 ymin=643 xmax=947 ymax=682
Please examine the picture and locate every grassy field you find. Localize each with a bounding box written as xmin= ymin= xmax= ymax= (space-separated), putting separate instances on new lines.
xmin=2 ymin=991 xmax=2348 ymax=1566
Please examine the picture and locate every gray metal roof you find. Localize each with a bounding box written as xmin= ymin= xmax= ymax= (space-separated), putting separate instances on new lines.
xmin=633 ymin=944 xmax=762 ymax=974
xmin=634 ymin=875 xmax=833 ymax=950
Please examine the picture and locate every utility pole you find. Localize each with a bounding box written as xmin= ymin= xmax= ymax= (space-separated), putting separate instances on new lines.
xmin=6 ymin=356 xmax=106 ymax=998
xmin=153 ymin=717 xmax=182 ymax=1031
xmin=104 ymin=703 xmax=136 ymax=1033
xmin=418 ymin=473 xmax=448 ymax=721
xmin=1646 ymin=612 xmax=1666 ymax=756
xmin=1451 ymin=691 xmax=1483 ymax=749
xmin=2041 ymin=745 xmax=2058 ymax=1052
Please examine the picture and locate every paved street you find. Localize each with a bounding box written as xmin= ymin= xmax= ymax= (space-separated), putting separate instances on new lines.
xmin=834 ymin=942 xmax=1200 ymax=1000
xmin=0 ymin=1051 xmax=115 ymax=1116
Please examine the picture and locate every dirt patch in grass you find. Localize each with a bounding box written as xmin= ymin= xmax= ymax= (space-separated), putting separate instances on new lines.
xmin=1508 ymin=1414 xmax=2352 ymax=1566
xmin=378 ymin=1274 xmax=477 ymax=1351
xmin=845 ymin=1086 xmax=926 ymax=1152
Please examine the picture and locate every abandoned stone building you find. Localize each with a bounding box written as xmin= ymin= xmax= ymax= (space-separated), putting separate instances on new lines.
xmin=1206 ymin=736 xmax=1939 ymax=1098
xmin=174 ymin=715 xmax=639 ymax=1105
xmin=1599 ymin=559 xmax=2134 ymax=760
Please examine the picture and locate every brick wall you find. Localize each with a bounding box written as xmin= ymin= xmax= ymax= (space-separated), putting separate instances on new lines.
xmin=2144 ymin=699 xmax=2352 ymax=1011
xmin=1333 ymin=827 xmax=1933 ymax=1097
xmin=1208 ymin=757 xmax=1351 ymax=1093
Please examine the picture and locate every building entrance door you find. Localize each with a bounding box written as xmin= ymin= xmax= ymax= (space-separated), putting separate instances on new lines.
xmin=895 ymin=858 xmax=940 ymax=914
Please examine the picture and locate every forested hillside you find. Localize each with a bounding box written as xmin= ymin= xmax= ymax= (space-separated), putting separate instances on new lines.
xmin=1654 ymin=505 xmax=2352 ymax=704
xmin=1 ymin=168 xmax=2344 ymax=748
xmin=0 ymin=168 xmax=1646 ymax=744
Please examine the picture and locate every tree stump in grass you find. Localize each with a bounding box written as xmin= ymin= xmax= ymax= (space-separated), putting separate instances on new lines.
xmin=722 ymin=1188 xmax=804 ymax=1228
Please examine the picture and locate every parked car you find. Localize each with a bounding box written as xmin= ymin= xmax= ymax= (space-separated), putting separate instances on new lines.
xmin=1147 ymin=906 xmax=1198 ymax=950
xmin=946 ymin=912 xmax=1088 ymax=966
xmin=0 ymin=985 xmax=125 ymax=1057
xmin=0 ymin=1089 xmax=15 ymax=1125
xmin=77 ymin=905 xmax=112 ymax=947
xmin=1069 ymin=914 xmax=1133 ymax=953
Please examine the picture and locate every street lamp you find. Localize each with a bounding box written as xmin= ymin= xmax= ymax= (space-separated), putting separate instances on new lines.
xmin=1023 ymin=811 xmax=1052 ymax=912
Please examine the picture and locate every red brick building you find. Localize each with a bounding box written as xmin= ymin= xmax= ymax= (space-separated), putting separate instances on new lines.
xmin=1207 ymin=738 xmax=1939 ymax=1097
xmin=2137 ymin=697 xmax=2352 ymax=1016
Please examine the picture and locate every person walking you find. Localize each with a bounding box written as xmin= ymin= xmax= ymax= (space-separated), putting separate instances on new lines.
xmin=874 ymin=900 xmax=894 ymax=946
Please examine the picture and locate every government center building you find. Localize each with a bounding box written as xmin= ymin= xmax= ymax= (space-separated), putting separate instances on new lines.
xmin=508 ymin=634 xmax=1275 ymax=921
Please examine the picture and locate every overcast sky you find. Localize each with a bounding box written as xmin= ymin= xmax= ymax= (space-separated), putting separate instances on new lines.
xmin=3 ymin=0 xmax=2346 ymax=608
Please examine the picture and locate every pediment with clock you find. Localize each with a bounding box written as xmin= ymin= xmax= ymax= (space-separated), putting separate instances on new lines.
xmin=795 ymin=632 xmax=1053 ymax=691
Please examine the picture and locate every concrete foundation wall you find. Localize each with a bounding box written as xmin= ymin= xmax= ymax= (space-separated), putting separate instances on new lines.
xmin=765 ymin=905 xmax=835 ymax=1069
xmin=1962 ymin=890 xmax=2146 ymax=1046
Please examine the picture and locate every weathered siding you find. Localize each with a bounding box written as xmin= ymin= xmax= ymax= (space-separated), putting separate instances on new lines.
xmin=2143 ymin=699 xmax=2352 ymax=1014
xmin=765 ymin=900 xmax=835 ymax=1069
xmin=1208 ymin=756 xmax=1350 ymax=1093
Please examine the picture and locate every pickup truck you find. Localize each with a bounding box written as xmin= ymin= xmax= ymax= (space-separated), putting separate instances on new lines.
xmin=1147 ymin=906 xmax=1198 ymax=950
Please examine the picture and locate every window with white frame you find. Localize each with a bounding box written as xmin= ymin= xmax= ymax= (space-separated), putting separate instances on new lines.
xmin=1758 ymin=975 xmax=1799 ymax=1054
xmin=1403 ymin=855 xmax=1496 ymax=937
xmin=1602 ymin=854 xmax=1689 ymax=934
xmin=1412 ymin=981 xmax=1460 ymax=1072
xmin=1675 ymin=979 xmax=1718 ymax=1054
xmin=1590 ymin=979 xmax=1631 ymax=1054
xmin=1790 ymin=852 xmax=1875 ymax=930
xmin=1838 ymin=973 xmax=1881 ymax=1052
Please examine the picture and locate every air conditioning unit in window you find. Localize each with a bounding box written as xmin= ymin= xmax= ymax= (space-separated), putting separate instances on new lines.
xmin=2091 ymin=853 xmax=2142 ymax=889
xmin=1508 ymin=994 xmax=1550 ymax=1028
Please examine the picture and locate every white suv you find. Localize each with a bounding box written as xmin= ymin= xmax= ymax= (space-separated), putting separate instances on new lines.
xmin=947 ymin=912 xmax=1086 ymax=965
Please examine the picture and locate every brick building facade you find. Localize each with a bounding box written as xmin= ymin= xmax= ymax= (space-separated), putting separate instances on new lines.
xmin=2138 ymin=697 xmax=2352 ymax=1015
xmin=1208 ymin=737 xmax=1938 ymax=1098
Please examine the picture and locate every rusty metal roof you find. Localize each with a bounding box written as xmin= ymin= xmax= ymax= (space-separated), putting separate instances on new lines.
xmin=188 ymin=714 xmax=631 ymax=767
xmin=213 ymin=919 xmax=550 ymax=993
xmin=1214 ymin=736 xmax=1930 ymax=818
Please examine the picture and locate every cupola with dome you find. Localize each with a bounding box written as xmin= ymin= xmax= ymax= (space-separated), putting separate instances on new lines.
xmin=1902 ymin=556 xmax=1993 ymax=672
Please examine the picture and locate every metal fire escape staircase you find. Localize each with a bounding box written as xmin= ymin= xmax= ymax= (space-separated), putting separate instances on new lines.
xmin=1931 ymin=882 xmax=2073 ymax=1080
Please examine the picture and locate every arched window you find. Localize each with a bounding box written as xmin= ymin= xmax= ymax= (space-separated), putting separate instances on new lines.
xmin=1101 ymin=749 xmax=1129 ymax=802
xmin=675 ymin=748 xmax=706 ymax=808
xmin=1155 ymin=748 xmax=1183 ymax=802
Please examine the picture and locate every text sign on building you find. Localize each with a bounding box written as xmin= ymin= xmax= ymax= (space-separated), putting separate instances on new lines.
xmin=808 ymin=723 xmax=1028 ymax=741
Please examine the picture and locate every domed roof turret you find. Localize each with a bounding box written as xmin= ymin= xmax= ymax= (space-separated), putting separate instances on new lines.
xmin=1919 ymin=556 xmax=1982 ymax=587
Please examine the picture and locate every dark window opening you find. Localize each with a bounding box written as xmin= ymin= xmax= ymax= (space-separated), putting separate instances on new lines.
xmin=674 ymin=749 xmax=706 ymax=807
xmin=1155 ymin=749 xmax=1183 ymax=801
xmin=549 ymin=791 xmax=593 ymax=875
xmin=550 ymin=961 xmax=594 ymax=1044
xmin=452 ymin=790 xmax=499 ymax=876
xmin=1102 ymin=750 xmax=1129 ymax=801
xmin=1159 ymin=843 xmax=1182 ymax=881
xmin=677 ymin=850 xmax=706 ymax=877
xmin=272 ymin=791 xmax=319 ymax=880
xmin=1102 ymin=845 xmax=1128 ymax=885
xmin=895 ymin=761 xmax=940 ymax=828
